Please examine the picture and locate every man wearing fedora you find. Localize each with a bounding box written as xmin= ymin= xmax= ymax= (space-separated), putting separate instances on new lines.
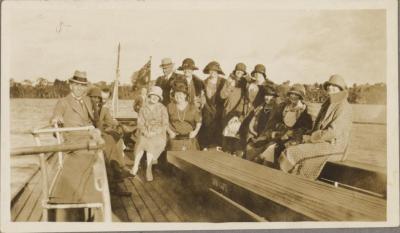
xmin=172 ymin=58 xmax=205 ymax=109
xmin=50 ymin=71 xmax=131 ymax=205
xmin=155 ymin=58 xmax=182 ymax=105
xmin=50 ymin=70 xmax=93 ymax=139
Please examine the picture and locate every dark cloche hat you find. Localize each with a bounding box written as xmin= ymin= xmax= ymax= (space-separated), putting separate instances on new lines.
xmin=87 ymin=86 xmax=102 ymax=98
xmin=233 ymin=62 xmax=247 ymax=75
xmin=263 ymin=84 xmax=278 ymax=97
xmin=251 ymin=64 xmax=267 ymax=79
xmin=172 ymin=80 xmax=189 ymax=95
xmin=177 ymin=58 xmax=198 ymax=71
xmin=203 ymin=61 xmax=225 ymax=75
xmin=287 ymin=84 xmax=306 ymax=99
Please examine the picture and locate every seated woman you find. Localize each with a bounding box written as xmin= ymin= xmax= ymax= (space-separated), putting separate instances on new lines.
xmin=248 ymin=84 xmax=313 ymax=166
xmin=278 ymin=75 xmax=352 ymax=180
xmin=167 ymin=81 xmax=202 ymax=151
xmin=244 ymin=85 xmax=279 ymax=160
xmin=250 ymin=84 xmax=312 ymax=167
xmin=88 ymin=87 xmax=132 ymax=196
xmin=130 ymin=86 xmax=169 ymax=181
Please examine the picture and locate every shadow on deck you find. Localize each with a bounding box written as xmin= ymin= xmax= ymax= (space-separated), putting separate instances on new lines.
xmin=111 ymin=167 xmax=230 ymax=222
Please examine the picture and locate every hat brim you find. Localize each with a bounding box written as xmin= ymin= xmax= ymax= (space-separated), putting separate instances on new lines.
xmin=203 ymin=68 xmax=225 ymax=75
xmin=251 ymin=71 xmax=266 ymax=79
xmin=159 ymin=63 xmax=174 ymax=68
xmin=177 ymin=65 xmax=198 ymax=71
xmin=148 ymin=93 xmax=163 ymax=101
xmin=323 ymin=81 xmax=344 ymax=91
xmin=69 ymin=78 xmax=88 ymax=85
xmin=287 ymin=90 xmax=304 ymax=99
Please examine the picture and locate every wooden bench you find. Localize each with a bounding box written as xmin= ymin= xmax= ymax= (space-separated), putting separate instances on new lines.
xmin=167 ymin=150 xmax=386 ymax=221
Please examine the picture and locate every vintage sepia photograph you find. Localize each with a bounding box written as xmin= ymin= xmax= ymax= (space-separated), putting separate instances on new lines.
xmin=1 ymin=0 xmax=399 ymax=232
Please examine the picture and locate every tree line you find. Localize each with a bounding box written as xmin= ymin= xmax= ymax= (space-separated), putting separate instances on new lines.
xmin=9 ymin=78 xmax=386 ymax=105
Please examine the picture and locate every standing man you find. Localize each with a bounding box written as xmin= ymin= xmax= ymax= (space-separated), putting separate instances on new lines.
xmin=155 ymin=58 xmax=182 ymax=105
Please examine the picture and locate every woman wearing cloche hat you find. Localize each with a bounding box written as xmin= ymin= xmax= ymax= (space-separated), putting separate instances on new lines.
xmin=248 ymin=83 xmax=313 ymax=166
xmin=279 ymin=75 xmax=352 ymax=180
xmin=131 ymin=85 xmax=169 ymax=181
xmin=198 ymin=61 xmax=226 ymax=150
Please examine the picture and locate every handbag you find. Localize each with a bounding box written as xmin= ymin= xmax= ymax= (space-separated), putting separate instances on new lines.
xmin=223 ymin=116 xmax=242 ymax=138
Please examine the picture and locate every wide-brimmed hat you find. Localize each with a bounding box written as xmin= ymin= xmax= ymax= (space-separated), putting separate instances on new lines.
xmin=87 ymin=87 xmax=102 ymax=98
xmin=159 ymin=58 xmax=174 ymax=68
xmin=233 ymin=62 xmax=247 ymax=75
xmin=203 ymin=61 xmax=225 ymax=75
xmin=263 ymin=84 xmax=278 ymax=97
xmin=323 ymin=74 xmax=347 ymax=91
xmin=69 ymin=70 xmax=89 ymax=85
xmin=147 ymin=86 xmax=163 ymax=101
xmin=172 ymin=81 xmax=189 ymax=95
xmin=251 ymin=64 xmax=267 ymax=79
xmin=287 ymin=84 xmax=306 ymax=99
xmin=177 ymin=58 xmax=198 ymax=71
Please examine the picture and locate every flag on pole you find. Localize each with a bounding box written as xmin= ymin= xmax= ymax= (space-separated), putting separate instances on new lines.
xmin=131 ymin=57 xmax=151 ymax=91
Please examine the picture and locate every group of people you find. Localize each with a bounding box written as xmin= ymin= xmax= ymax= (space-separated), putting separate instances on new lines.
xmin=131 ymin=57 xmax=352 ymax=182
xmin=50 ymin=57 xmax=352 ymax=197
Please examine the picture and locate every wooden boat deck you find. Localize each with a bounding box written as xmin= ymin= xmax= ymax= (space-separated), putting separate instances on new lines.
xmin=11 ymin=158 xmax=227 ymax=222
xmin=111 ymin=167 xmax=216 ymax=222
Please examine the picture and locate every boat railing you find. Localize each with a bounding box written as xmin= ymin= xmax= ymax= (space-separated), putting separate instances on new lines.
xmin=11 ymin=125 xmax=111 ymax=222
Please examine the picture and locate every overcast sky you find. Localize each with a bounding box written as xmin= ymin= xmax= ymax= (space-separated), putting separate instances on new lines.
xmin=3 ymin=1 xmax=387 ymax=85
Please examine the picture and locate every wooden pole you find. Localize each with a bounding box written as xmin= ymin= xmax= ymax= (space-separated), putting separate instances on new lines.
xmin=112 ymin=43 xmax=121 ymax=117
xmin=11 ymin=141 xmax=104 ymax=156
xmin=53 ymin=123 xmax=64 ymax=168
xmin=34 ymin=135 xmax=49 ymax=222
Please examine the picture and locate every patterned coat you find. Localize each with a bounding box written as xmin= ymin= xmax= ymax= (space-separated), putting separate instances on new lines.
xmin=279 ymin=90 xmax=352 ymax=179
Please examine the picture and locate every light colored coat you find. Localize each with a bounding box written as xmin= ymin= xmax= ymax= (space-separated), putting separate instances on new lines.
xmin=279 ymin=90 xmax=352 ymax=180
xmin=51 ymin=93 xmax=94 ymax=142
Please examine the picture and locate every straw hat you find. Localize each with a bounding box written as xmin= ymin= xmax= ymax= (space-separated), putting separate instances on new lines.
xmin=69 ymin=70 xmax=89 ymax=85
xmin=160 ymin=58 xmax=174 ymax=68
xmin=203 ymin=61 xmax=225 ymax=75
xmin=323 ymin=74 xmax=347 ymax=91
xmin=147 ymin=86 xmax=163 ymax=101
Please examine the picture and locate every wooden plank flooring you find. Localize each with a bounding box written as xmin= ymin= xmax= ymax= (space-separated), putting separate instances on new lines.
xmin=12 ymin=154 xmax=58 ymax=221
xmin=111 ymin=167 xmax=217 ymax=222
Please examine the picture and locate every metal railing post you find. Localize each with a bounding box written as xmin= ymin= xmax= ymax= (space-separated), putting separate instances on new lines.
xmin=33 ymin=134 xmax=49 ymax=222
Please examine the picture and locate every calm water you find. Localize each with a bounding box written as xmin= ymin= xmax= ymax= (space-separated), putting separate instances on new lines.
xmin=10 ymin=99 xmax=386 ymax=149
xmin=9 ymin=99 xmax=387 ymax=194
xmin=10 ymin=98 xmax=137 ymax=149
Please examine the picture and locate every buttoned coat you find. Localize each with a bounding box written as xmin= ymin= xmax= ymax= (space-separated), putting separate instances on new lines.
xmin=51 ymin=93 xmax=94 ymax=142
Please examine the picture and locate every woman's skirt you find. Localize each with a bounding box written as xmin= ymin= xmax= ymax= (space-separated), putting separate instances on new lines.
xmin=134 ymin=133 xmax=167 ymax=161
